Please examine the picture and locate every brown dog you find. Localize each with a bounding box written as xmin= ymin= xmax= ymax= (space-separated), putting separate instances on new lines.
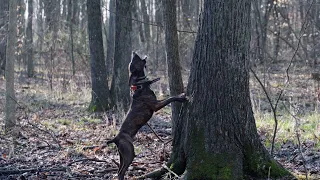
xmin=107 ymin=52 xmax=186 ymax=180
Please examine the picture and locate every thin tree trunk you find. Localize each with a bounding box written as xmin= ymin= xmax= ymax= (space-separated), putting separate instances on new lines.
xmin=5 ymin=0 xmax=17 ymax=132
xmin=110 ymin=0 xmax=132 ymax=111
xmin=162 ymin=0 xmax=184 ymax=134
xmin=26 ymin=0 xmax=33 ymax=77
xmin=68 ymin=0 xmax=75 ymax=75
xmin=37 ymin=0 xmax=43 ymax=71
xmin=17 ymin=0 xmax=25 ymax=71
xmin=140 ymin=0 xmax=150 ymax=51
xmin=87 ymin=0 xmax=110 ymax=112
xmin=106 ymin=0 xmax=115 ymax=78
xmin=0 ymin=0 xmax=9 ymax=75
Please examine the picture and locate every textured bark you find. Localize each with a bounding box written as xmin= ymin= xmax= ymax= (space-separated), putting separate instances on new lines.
xmin=87 ymin=0 xmax=110 ymax=112
xmin=26 ymin=0 xmax=33 ymax=77
xmin=5 ymin=0 xmax=17 ymax=131
xmin=68 ymin=0 xmax=75 ymax=75
xmin=140 ymin=0 xmax=150 ymax=50
xmin=17 ymin=0 xmax=25 ymax=71
xmin=36 ymin=0 xmax=43 ymax=67
xmin=110 ymin=0 xmax=132 ymax=111
xmin=106 ymin=0 xmax=115 ymax=77
xmin=162 ymin=0 xmax=184 ymax=134
xmin=43 ymin=1 xmax=59 ymax=31
xmin=169 ymin=0 xmax=293 ymax=179
xmin=132 ymin=1 xmax=144 ymax=43
xmin=0 ymin=0 xmax=9 ymax=75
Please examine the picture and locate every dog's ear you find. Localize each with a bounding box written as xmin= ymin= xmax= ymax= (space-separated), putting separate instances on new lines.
xmin=143 ymin=56 xmax=147 ymax=61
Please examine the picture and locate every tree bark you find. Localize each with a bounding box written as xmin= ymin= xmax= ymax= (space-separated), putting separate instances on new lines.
xmin=0 ymin=0 xmax=9 ymax=75
xmin=17 ymin=0 xmax=25 ymax=71
xmin=106 ymin=0 xmax=115 ymax=78
xmin=68 ymin=0 xmax=75 ymax=75
xmin=168 ymin=0 xmax=293 ymax=179
xmin=140 ymin=0 xmax=150 ymax=51
xmin=87 ymin=0 xmax=110 ymax=112
xmin=5 ymin=0 xmax=17 ymax=132
xmin=162 ymin=0 xmax=184 ymax=134
xmin=110 ymin=0 xmax=132 ymax=111
xmin=26 ymin=0 xmax=34 ymax=77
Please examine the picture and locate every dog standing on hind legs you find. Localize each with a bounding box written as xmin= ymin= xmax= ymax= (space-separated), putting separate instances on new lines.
xmin=107 ymin=52 xmax=187 ymax=180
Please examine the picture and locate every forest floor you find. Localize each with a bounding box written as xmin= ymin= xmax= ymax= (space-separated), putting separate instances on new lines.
xmin=0 ymin=70 xmax=319 ymax=180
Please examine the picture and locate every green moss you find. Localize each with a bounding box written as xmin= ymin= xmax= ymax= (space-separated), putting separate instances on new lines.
xmin=244 ymin=147 xmax=291 ymax=178
xmin=169 ymin=160 xmax=186 ymax=175
xmin=88 ymin=104 xmax=97 ymax=112
xmin=187 ymin=153 xmax=235 ymax=180
xmin=185 ymin=128 xmax=239 ymax=179
xmin=57 ymin=119 xmax=71 ymax=126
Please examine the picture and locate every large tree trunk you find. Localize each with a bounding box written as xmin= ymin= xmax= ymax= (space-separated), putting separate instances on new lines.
xmin=167 ymin=0 xmax=293 ymax=179
xmin=162 ymin=0 xmax=184 ymax=134
xmin=5 ymin=0 xmax=17 ymax=132
xmin=0 ymin=0 xmax=9 ymax=75
xmin=26 ymin=0 xmax=33 ymax=77
xmin=87 ymin=0 xmax=110 ymax=112
xmin=110 ymin=0 xmax=132 ymax=111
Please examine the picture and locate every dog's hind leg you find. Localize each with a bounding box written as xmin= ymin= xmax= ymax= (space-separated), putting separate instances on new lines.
xmin=117 ymin=149 xmax=124 ymax=174
xmin=117 ymin=139 xmax=135 ymax=180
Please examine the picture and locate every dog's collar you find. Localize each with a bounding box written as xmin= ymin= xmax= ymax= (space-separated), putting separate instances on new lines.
xmin=130 ymin=85 xmax=142 ymax=92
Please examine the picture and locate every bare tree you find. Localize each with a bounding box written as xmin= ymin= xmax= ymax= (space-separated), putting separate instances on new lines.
xmin=0 ymin=0 xmax=9 ymax=75
xmin=5 ymin=0 xmax=17 ymax=132
xmin=26 ymin=0 xmax=34 ymax=77
xmin=162 ymin=0 xmax=184 ymax=133
xmin=87 ymin=0 xmax=110 ymax=112
xmin=110 ymin=0 xmax=132 ymax=111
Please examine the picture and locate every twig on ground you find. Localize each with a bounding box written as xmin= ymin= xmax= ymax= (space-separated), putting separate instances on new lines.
xmin=82 ymin=144 xmax=108 ymax=151
xmin=111 ymin=159 xmax=120 ymax=167
xmin=0 ymin=166 xmax=67 ymax=176
xmin=94 ymin=168 xmax=118 ymax=174
xmin=162 ymin=164 xmax=180 ymax=178
xmin=67 ymin=158 xmax=108 ymax=166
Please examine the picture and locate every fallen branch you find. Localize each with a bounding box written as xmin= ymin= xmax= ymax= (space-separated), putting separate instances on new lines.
xmin=82 ymin=144 xmax=108 ymax=151
xmin=95 ymin=168 xmax=118 ymax=174
xmin=162 ymin=164 xmax=180 ymax=178
xmin=0 ymin=166 xmax=67 ymax=176
xmin=67 ymin=158 xmax=108 ymax=166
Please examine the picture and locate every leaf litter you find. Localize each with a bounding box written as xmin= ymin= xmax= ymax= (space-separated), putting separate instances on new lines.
xmin=0 ymin=76 xmax=319 ymax=179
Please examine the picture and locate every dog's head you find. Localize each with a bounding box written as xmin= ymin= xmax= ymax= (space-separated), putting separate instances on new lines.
xmin=128 ymin=52 xmax=147 ymax=86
